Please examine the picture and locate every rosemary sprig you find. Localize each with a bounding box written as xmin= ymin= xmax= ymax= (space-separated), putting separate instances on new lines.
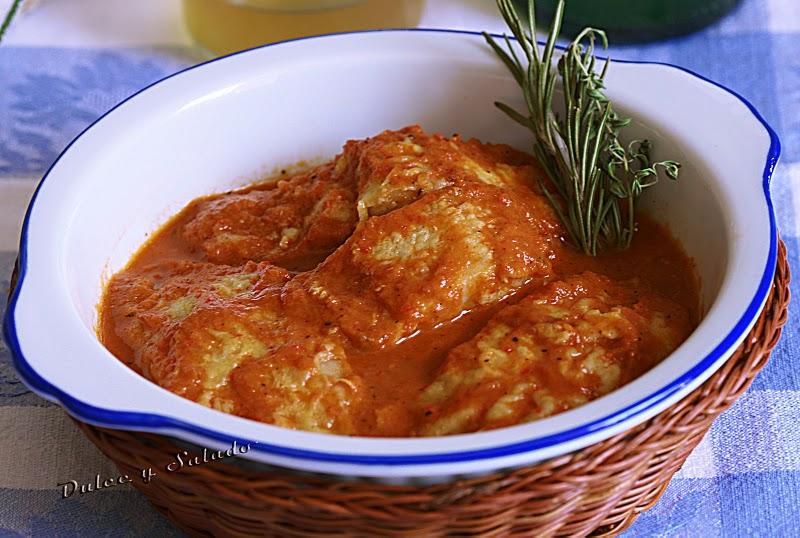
xmin=485 ymin=0 xmax=680 ymax=255
xmin=0 ymin=0 xmax=22 ymax=44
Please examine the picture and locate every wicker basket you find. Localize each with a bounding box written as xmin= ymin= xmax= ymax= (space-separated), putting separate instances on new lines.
xmin=71 ymin=240 xmax=789 ymax=537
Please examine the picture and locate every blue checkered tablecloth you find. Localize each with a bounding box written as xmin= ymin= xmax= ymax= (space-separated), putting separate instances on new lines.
xmin=0 ymin=1 xmax=797 ymax=536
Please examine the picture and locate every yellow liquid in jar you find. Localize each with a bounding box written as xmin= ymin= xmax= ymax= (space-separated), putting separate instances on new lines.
xmin=183 ymin=0 xmax=427 ymax=56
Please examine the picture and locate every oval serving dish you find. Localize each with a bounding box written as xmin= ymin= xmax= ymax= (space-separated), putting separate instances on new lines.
xmin=3 ymin=29 xmax=778 ymax=482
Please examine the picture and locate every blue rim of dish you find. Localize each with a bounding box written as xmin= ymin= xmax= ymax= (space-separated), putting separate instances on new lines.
xmin=2 ymin=28 xmax=780 ymax=466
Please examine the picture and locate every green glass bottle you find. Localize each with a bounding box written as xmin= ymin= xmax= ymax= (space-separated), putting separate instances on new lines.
xmin=518 ymin=0 xmax=742 ymax=43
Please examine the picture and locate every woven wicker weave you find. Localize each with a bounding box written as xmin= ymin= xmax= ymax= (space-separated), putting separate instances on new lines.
xmin=72 ymin=239 xmax=789 ymax=537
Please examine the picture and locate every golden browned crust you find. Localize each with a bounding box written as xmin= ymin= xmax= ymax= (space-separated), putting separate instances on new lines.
xmin=418 ymin=272 xmax=693 ymax=436
xmin=102 ymin=126 xmax=695 ymax=437
xmin=288 ymin=181 xmax=559 ymax=349
xmin=106 ymin=260 xmax=366 ymax=434
xmin=182 ymin=163 xmax=357 ymax=270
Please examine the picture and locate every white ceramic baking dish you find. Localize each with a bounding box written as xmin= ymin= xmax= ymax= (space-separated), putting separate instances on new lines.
xmin=3 ymin=29 xmax=778 ymax=482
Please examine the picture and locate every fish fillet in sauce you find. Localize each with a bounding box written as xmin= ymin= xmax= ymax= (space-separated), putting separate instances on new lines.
xmin=99 ymin=125 xmax=698 ymax=436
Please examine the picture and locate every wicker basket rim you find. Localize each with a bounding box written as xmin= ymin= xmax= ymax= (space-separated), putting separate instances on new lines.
xmin=73 ymin=239 xmax=791 ymax=537
xmin=7 ymin=246 xmax=781 ymax=481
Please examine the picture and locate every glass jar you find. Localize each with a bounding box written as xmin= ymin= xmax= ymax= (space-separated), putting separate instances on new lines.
xmin=520 ymin=0 xmax=743 ymax=43
xmin=183 ymin=0 xmax=426 ymax=56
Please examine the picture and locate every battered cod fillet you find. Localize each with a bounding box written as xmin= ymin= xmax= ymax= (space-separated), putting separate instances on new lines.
xmin=418 ymin=272 xmax=693 ymax=436
xmin=342 ymin=125 xmax=550 ymax=219
xmin=286 ymin=182 xmax=560 ymax=349
xmin=107 ymin=260 xmax=291 ymax=365
xmin=182 ymin=162 xmax=358 ymax=269
xmin=105 ymin=260 xmax=365 ymax=434
xmin=182 ymin=125 xmax=552 ymax=270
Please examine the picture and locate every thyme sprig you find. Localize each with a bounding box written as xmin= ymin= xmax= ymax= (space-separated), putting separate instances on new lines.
xmin=485 ymin=0 xmax=680 ymax=255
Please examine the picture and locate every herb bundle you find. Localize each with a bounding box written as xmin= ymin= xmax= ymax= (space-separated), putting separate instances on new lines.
xmin=485 ymin=0 xmax=680 ymax=255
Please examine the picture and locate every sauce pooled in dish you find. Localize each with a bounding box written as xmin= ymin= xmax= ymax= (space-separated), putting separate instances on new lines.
xmin=99 ymin=126 xmax=698 ymax=437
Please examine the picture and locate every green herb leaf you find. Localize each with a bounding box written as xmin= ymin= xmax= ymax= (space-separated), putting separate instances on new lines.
xmin=0 ymin=0 xmax=22 ymax=45
xmin=486 ymin=0 xmax=681 ymax=255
